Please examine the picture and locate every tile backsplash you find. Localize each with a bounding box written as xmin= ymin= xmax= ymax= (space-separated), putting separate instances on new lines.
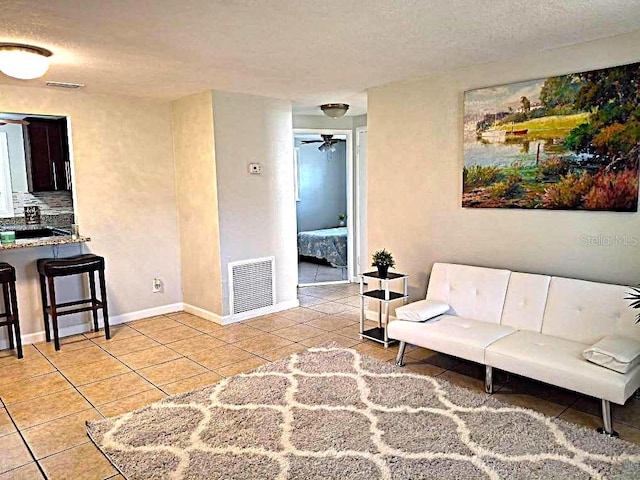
xmin=12 ymin=191 xmax=74 ymax=216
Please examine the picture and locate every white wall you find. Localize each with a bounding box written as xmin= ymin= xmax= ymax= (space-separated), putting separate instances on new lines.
xmin=0 ymin=85 xmax=182 ymax=343
xmin=368 ymin=31 xmax=640 ymax=300
xmin=355 ymin=127 xmax=368 ymax=275
xmin=293 ymin=115 xmax=354 ymax=130
xmin=0 ymin=123 xmax=28 ymax=192
xmin=213 ymin=91 xmax=298 ymax=316
xmin=352 ymin=114 xmax=367 ymax=130
xmin=295 ymin=140 xmax=347 ymax=232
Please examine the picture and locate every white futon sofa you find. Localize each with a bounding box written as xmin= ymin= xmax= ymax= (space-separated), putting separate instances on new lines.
xmin=388 ymin=263 xmax=640 ymax=437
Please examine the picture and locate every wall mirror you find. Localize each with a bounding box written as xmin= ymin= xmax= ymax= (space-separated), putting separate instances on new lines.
xmin=0 ymin=112 xmax=75 ymax=228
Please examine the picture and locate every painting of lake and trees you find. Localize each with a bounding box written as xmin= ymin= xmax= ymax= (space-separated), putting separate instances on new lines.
xmin=463 ymin=62 xmax=639 ymax=211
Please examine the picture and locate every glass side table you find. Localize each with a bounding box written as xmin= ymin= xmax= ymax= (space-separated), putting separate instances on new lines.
xmin=359 ymin=271 xmax=409 ymax=348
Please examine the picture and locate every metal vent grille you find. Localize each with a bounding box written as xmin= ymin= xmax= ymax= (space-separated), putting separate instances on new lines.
xmin=229 ymin=257 xmax=276 ymax=315
xmin=45 ymin=81 xmax=85 ymax=89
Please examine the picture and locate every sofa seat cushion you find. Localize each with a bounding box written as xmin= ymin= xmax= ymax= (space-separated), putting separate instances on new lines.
xmin=485 ymin=331 xmax=640 ymax=404
xmin=388 ymin=315 xmax=516 ymax=364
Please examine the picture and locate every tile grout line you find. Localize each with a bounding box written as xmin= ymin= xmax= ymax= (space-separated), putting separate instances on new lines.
xmin=5 ymin=286 xmax=640 ymax=478
xmin=159 ymin=317 xmax=271 ymax=377
xmin=96 ymin=387 xmax=163 ymax=414
xmin=554 ymin=397 xmax=640 ymax=431
xmin=16 ymin=290 xmax=640 ymax=457
xmin=111 ymin=314 xmax=304 ymax=391
xmin=556 ymin=400 xmax=575 ymax=420
xmin=90 ymin=306 xmax=371 ymax=387
xmin=15 ymin=345 xmax=109 ymax=428
xmin=25 ymin=343 xmax=112 ymax=463
xmin=92 ymin=315 xmax=281 ymax=391
xmin=38 ymin=337 xmax=125 ymax=406
xmin=91 ymin=312 xmax=321 ymax=396
xmin=0 ymin=396 xmax=49 ymax=480
xmin=22 ymin=330 xmax=183 ymax=469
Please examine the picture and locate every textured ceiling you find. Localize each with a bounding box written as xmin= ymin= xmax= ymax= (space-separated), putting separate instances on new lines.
xmin=1 ymin=0 xmax=640 ymax=115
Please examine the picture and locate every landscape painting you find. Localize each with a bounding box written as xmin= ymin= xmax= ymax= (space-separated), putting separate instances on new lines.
xmin=463 ymin=62 xmax=639 ymax=211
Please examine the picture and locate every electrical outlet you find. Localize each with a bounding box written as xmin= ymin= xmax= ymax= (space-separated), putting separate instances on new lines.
xmin=152 ymin=278 xmax=163 ymax=293
xmin=248 ymin=163 xmax=263 ymax=174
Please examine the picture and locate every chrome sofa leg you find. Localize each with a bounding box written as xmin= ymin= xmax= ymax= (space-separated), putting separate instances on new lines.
xmin=597 ymin=400 xmax=619 ymax=438
xmin=485 ymin=366 xmax=493 ymax=394
xmin=395 ymin=341 xmax=407 ymax=367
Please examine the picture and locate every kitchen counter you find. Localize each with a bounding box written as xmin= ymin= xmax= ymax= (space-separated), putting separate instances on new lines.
xmin=0 ymin=235 xmax=90 ymax=250
xmin=0 ymin=224 xmax=69 ymax=232
xmin=0 ymin=213 xmax=74 ymax=229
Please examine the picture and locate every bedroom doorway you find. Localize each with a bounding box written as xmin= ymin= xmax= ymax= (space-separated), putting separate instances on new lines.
xmin=294 ymin=129 xmax=354 ymax=286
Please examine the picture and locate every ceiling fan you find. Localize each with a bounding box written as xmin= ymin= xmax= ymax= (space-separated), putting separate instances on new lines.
xmin=301 ymin=134 xmax=345 ymax=152
xmin=0 ymin=118 xmax=29 ymax=126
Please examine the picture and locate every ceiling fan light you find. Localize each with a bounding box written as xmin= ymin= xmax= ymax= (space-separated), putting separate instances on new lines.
xmin=0 ymin=44 xmax=52 ymax=80
xmin=320 ymin=103 xmax=349 ymax=118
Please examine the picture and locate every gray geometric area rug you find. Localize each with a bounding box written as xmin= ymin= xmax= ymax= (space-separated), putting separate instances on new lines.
xmin=87 ymin=346 xmax=640 ymax=479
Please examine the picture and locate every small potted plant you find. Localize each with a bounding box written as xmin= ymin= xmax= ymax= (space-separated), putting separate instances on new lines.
xmin=338 ymin=213 xmax=346 ymax=227
xmin=626 ymin=286 xmax=640 ymax=323
xmin=371 ymin=248 xmax=395 ymax=278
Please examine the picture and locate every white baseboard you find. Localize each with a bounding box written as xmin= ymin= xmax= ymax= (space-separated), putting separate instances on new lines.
xmin=0 ymin=299 xmax=303 ymax=351
xmin=183 ymin=303 xmax=225 ymax=325
xmin=183 ymin=299 xmax=300 ymax=325
xmin=109 ymin=303 xmax=184 ymax=325
xmin=0 ymin=302 xmax=184 ymax=350
xmin=222 ymin=299 xmax=300 ymax=325
xmin=298 ymin=280 xmax=349 ymax=287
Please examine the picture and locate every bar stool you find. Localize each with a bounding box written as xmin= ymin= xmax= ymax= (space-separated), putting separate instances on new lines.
xmin=0 ymin=263 xmax=22 ymax=359
xmin=37 ymin=254 xmax=110 ymax=351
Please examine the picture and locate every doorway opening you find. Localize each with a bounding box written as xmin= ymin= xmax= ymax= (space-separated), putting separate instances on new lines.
xmin=294 ymin=129 xmax=353 ymax=286
xmin=0 ymin=112 xmax=76 ymax=224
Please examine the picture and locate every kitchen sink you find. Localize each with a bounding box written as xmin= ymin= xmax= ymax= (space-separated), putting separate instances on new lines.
xmin=14 ymin=227 xmax=70 ymax=239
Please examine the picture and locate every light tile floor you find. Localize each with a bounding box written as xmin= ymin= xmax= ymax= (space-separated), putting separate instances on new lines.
xmin=298 ymin=260 xmax=347 ymax=284
xmin=0 ymin=283 xmax=639 ymax=479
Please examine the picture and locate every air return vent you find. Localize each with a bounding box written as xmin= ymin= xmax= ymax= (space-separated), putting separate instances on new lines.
xmin=228 ymin=257 xmax=276 ymax=315
xmin=45 ymin=81 xmax=85 ymax=89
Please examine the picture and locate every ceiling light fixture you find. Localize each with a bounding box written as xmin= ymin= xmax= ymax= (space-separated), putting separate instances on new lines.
xmin=318 ymin=142 xmax=337 ymax=153
xmin=0 ymin=43 xmax=52 ymax=80
xmin=320 ymin=103 xmax=349 ymax=118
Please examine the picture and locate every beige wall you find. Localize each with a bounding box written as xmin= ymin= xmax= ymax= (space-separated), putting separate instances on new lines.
xmin=171 ymin=91 xmax=223 ymax=316
xmin=368 ymin=31 xmax=640 ymax=300
xmin=213 ymin=91 xmax=298 ymax=315
xmin=293 ymin=115 xmax=353 ymax=130
xmin=0 ymin=85 xmax=182 ymax=342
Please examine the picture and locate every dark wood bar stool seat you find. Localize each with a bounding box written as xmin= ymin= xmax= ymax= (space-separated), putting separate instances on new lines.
xmin=0 ymin=263 xmax=22 ymax=359
xmin=37 ymin=254 xmax=110 ymax=351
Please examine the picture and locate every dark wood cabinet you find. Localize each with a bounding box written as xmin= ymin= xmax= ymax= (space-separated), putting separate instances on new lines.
xmin=24 ymin=118 xmax=71 ymax=192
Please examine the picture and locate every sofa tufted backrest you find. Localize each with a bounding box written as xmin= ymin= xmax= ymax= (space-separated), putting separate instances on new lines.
xmin=541 ymin=276 xmax=640 ymax=344
xmin=426 ymin=263 xmax=511 ymax=324
xmin=500 ymin=272 xmax=551 ymax=332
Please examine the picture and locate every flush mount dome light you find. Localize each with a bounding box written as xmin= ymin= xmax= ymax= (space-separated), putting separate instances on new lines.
xmin=320 ymin=103 xmax=349 ymax=118
xmin=0 ymin=44 xmax=53 ymax=80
